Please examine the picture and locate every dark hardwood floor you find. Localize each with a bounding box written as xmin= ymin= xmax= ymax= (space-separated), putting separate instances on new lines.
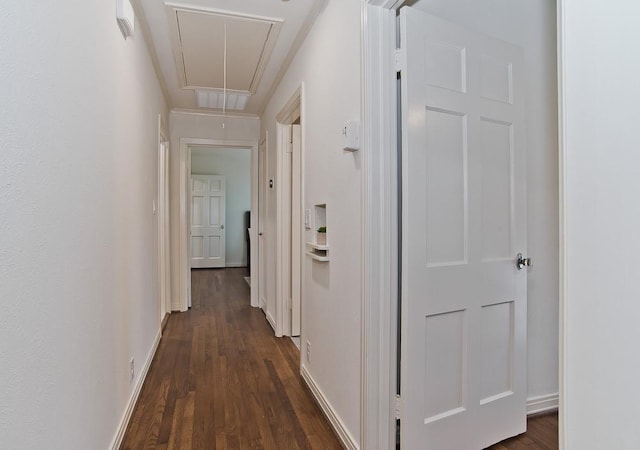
xmin=120 ymin=268 xmax=342 ymax=450
xmin=120 ymin=267 xmax=558 ymax=450
xmin=487 ymin=412 xmax=558 ymax=450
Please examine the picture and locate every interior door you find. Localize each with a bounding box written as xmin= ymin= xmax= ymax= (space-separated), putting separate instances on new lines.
xmin=291 ymin=124 xmax=302 ymax=336
xmin=399 ymin=8 xmax=527 ymax=449
xmin=190 ymin=175 xmax=226 ymax=268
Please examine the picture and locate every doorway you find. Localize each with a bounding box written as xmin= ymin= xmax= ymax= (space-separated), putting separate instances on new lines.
xmin=158 ymin=119 xmax=171 ymax=324
xmin=178 ymin=138 xmax=259 ymax=311
xmin=275 ymin=87 xmax=303 ymax=340
xmin=362 ymin=1 xmax=559 ymax=448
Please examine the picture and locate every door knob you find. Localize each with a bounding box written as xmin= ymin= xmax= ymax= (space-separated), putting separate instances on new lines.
xmin=220 ymin=224 xmax=224 ymax=230
xmin=516 ymin=253 xmax=532 ymax=270
xmin=259 ymin=232 xmax=263 ymax=236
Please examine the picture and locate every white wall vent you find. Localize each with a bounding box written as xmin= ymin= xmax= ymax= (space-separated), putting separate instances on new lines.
xmin=116 ymin=0 xmax=135 ymax=39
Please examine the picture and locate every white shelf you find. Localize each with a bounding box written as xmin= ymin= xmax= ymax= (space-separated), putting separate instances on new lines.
xmin=305 ymin=242 xmax=329 ymax=262
xmin=306 ymin=242 xmax=329 ymax=251
xmin=306 ymin=252 xmax=330 ymax=262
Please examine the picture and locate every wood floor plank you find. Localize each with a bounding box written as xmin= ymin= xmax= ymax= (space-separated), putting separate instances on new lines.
xmin=486 ymin=412 xmax=559 ymax=450
xmin=120 ymin=268 xmax=341 ymax=450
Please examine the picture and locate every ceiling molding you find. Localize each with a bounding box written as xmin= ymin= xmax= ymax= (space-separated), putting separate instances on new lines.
xmin=130 ymin=0 xmax=171 ymax=107
xmin=259 ymin=0 xmax=328 ymax=116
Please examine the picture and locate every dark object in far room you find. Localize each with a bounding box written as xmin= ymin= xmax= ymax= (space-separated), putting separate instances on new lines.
xmin=244 ymin=211 xmax=250 ymax=271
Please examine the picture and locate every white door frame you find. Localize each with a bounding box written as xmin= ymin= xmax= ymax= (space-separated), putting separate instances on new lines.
xmin=361 ymin=1 xmax=403 ymax=448
xmin=275 ymin=86 xmax=304 ymax=338
xmin=259 ymin=135 xmax=268 ymax=312
xmin=158 ymin=116 xmax=171 ymax=323
xmin=556 ymin=2 xmax=567 ymax=449
xmin=178 ymin=137 xmax=259 ymax=311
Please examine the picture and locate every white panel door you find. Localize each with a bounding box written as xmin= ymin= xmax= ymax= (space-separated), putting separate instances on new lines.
xmin=399 ymin=8 xmax=527 ymax=449
xmin=190 ymin=175 xmax=226 ymax=268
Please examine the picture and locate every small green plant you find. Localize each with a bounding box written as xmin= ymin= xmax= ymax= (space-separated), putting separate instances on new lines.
xmin=317 ymin=226 xmax=327 ymax=233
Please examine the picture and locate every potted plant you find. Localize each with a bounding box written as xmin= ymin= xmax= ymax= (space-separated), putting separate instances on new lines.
xmin=316 ymin=226 xmax=327 ymax=245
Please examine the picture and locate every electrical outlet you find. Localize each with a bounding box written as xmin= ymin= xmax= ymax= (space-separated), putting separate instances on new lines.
xmin=306 ymin=340 xmax=311 ymax=363
xmin=129 ymin=358 xmax=135 ymax=383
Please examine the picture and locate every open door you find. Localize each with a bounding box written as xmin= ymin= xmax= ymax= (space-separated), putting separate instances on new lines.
xmin=399 ymin=8 xmax=528 ymax=449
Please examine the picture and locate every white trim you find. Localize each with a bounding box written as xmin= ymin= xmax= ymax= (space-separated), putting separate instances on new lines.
xmin=301 ymin=365 xmax=359 ymax=450
xmin=556 ymin=1 xmax=568 ymax=449
xmin=129 ymin=0 xmax=171 ymax=106
xmin=266 ymin=310 xmax=277 ymax=332
xmin=158 ymin=116 xmax=171 ymax=321
xmin=274 ymin=86 xmax=304 ymax=338
xmin=361 ymin=3 xmax=398 ymax=450
xmin=109 ymin=329 xmax=162 ymax=450
xmin=178 ymin=138 xmax=260 ymax=311
xmin=259 ymin=1 xmax=326 ymax=116
xmin=527 ymin=393 xmax=560 ymax=416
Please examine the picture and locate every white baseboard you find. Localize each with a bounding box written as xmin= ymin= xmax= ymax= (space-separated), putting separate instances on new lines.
xmin=109 ymin=328 xmax=162 ymax=450
xmin=266 ymin=310 xmax=276 ymax=332
xmin=527 ymin=393 xmax=559 ymax=415
xmin=260 ymin=296 xmax=266 ymax=310
xmin=301 ymin=365 xmax=359 ymax=450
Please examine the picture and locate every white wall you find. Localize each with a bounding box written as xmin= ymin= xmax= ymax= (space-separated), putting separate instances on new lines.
xmin=561 ymin=1 xmax=640 ymax=447
xmin=191 ymin=148 xmax=252 ymax=267
xmin=169 ymin=111 xmax=259 ymax=309
xmin=411 ymin=0 xmax=559 ymax=404
xmin=0 ymin=1 xmax=168 ymax=448
xmin=260 ymin=0 xmax=362 ymax=445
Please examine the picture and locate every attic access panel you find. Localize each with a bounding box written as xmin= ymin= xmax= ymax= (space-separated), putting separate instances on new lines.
xmin=167 ymin=5 xmax=283 ymax=93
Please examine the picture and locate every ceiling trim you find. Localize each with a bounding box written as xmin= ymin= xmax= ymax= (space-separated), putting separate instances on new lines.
xmin=165 ymin=3 xmax=283 ymax=94
xmin=130 ymin=0 xmax=171 ymax=107
xmin=259 ymin=0 xmax=328 ymax=116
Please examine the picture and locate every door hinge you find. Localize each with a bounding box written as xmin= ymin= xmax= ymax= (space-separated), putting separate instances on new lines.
xmin=287 ymin=142 xmax=293 ymax=154
xmin=395 ymin=395 xmax=402 ymax=420
xmin=395 ymin=48 xmax=402 ymax=73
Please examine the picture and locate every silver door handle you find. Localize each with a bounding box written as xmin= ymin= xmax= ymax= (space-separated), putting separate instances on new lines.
xmin=516 ymin=253 xmax=532 ymax=270
xmin=220 ymin=224 xmax=224 ymax=230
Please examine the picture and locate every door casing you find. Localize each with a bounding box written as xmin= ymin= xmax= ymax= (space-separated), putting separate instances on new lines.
xmin=274 ymin=86 xmax=304 ymax=338
xmin=177 ymin=138 xmax=259 ymax=311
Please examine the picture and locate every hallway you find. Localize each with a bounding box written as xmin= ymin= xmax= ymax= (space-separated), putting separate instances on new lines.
xmin=120 ymin=268 xmax=341 ymax=449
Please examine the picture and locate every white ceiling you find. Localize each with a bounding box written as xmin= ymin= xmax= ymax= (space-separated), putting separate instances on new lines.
xmin=137 ymin=0 xmax=327 ymax=115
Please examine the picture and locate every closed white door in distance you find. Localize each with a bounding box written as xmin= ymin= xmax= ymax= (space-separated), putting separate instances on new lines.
xmin=191 ymin=175 xmax=226 ymax=268
xmin=400 ymin=8 xmax=527 ymax=449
